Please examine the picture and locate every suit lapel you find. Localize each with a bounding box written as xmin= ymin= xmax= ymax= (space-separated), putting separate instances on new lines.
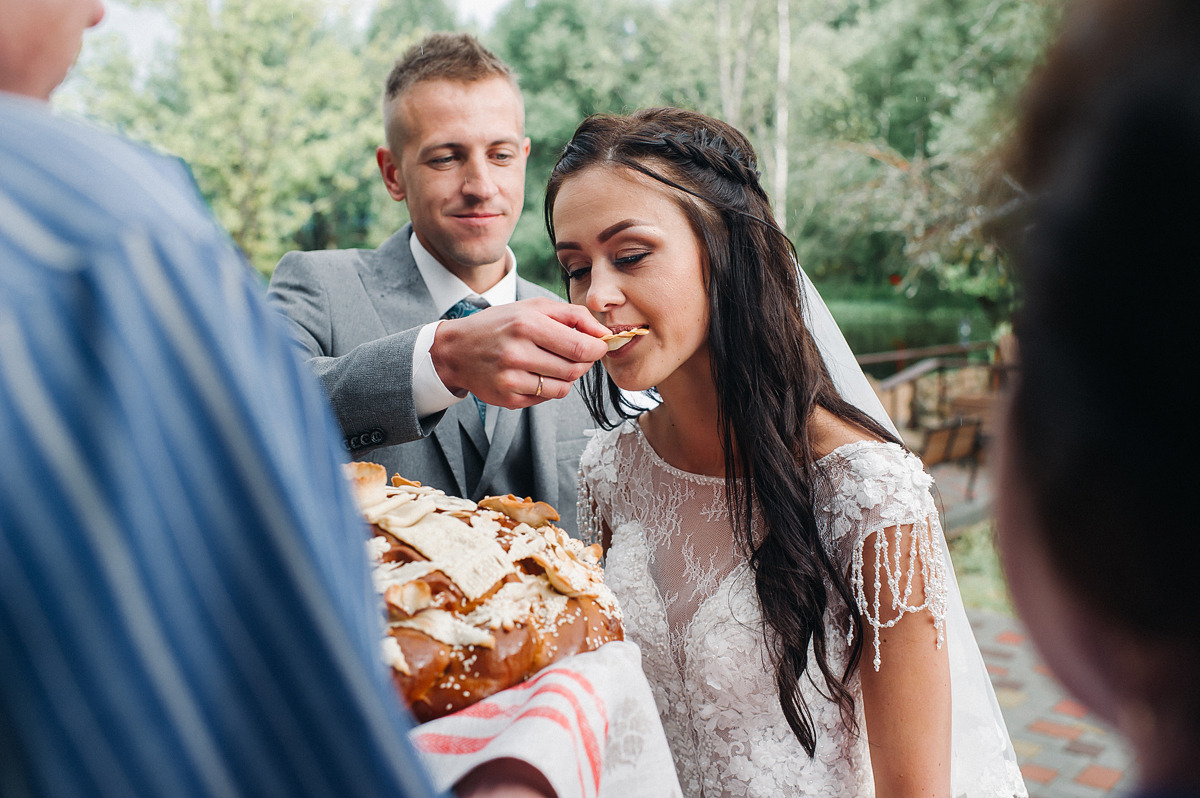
xmin=526 ymin=401 xmax=558 ymax=510
xmin=358 ymin=226 xmax=434 ymax=336
xmin=432 ymin=398 xmax=470 ymax=497
xmin=474 ymin=406 xmax=519 ymax=499
xmin=367 ymin=225 xmax=471 ymax=495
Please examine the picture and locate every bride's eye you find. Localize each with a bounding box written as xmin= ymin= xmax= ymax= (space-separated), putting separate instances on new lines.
xmin=615 ymin=251 xmax=649 ymax=267
xmin=563 ymin=265 xmax=591 ymax=281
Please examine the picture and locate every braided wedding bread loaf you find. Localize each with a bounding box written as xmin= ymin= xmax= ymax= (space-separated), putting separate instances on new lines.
xmin=346 ymin=463 xmax=623 ymax=722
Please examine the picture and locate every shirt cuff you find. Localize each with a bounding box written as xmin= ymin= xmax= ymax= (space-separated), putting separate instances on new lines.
xmin=413 ymin=320 xmax=465 ymax=419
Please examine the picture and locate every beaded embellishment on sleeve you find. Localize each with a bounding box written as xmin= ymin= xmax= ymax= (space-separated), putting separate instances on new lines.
xmin=816 ymin=441 xmax=948 ymax=671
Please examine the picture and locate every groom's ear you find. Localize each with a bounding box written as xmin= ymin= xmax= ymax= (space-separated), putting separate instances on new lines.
xmin=377 ymin=147 xmax=407 ymax=203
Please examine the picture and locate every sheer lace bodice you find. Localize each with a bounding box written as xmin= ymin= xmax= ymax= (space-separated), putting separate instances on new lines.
xmin=579 ymin=420 xmax=1026 ymax=798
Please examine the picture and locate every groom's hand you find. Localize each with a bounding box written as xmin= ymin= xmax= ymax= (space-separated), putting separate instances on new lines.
xmin=431 ymin=297 xmax=609 ymax=409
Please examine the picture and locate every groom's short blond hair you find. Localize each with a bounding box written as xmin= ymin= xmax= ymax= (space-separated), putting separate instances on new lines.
xmin=382 ymin=33 xmax=522 ymax=151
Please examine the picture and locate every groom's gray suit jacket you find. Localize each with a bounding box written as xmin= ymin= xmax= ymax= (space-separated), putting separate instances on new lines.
xmin=267 ymin=224 xmax=593 ymax=535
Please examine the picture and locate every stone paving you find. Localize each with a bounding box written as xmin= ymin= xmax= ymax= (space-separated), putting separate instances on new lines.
xmin=970 ymin=609 xmax=1138 ymax=797
xmin=933 ymin=460 xmax=1139 ymax=797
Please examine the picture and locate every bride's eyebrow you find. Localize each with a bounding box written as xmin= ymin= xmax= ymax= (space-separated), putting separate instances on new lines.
xmin=554 ymin=218 xmax=653 ymax=251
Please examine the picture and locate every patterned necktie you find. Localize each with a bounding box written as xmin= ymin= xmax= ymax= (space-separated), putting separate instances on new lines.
xmin=441 ymin=296 xmax=490 ymax=426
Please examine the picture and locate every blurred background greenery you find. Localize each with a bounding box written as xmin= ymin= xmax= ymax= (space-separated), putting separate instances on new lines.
xmin=60 ymin=0 xmax=1061 ymax=354
xmin=948 ymin=521 xmax=1011 ymax=613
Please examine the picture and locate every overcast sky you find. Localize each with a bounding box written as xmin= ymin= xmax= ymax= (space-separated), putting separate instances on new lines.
xmin=93 ymin=0 xmax=509 ymax=61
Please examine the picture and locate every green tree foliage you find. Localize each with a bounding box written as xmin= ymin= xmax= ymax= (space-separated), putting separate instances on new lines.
xmin=69 ymin=0 xmax=1058 ymax=328
xmin=488 ymin=0 xmax=717 ymax=289
xmin=72 ymin=0 xmax=456 ymax=273
xmin=787 ymin=0 xmax=1059 ymax=323
xmin=491 ymin=0 xmax=1056 ymax=321
xmin=369 ymin=0 xmax=459 ymax=44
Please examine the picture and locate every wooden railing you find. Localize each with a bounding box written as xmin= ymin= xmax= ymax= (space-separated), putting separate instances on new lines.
xmin=857 ymin=341 xmax=996 ymax=432
xmin=856 ymin=340 xmax=993 ymax=368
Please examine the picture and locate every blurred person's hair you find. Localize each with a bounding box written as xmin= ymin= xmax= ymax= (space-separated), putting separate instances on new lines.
xmin=1003 ymin=0 xmax=1200 ymax=644
xmin=382 ymin=33 xmax=521 ymax=151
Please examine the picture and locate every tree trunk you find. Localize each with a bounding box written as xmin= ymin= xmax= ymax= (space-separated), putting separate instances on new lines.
xmin=716 ymin=0 xmax=758 ymax=129
xmin=772 ymin=0 xmax=790 ymax=227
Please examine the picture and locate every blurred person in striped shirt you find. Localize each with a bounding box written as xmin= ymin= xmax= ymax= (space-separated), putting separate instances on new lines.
xmin=0 ymin=2 xmax=550 ymax=795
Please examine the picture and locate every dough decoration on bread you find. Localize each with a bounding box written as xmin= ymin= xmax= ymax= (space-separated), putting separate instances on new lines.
xmin=600 ymin=327 xmax=648 ymax=351
xmin=348 ymin=463 xmax=623 ymax=721
xmin=477 ymin=494 xmax=560 ymax=527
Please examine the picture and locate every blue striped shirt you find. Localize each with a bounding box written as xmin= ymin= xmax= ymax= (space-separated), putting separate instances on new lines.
xmin=0 ymin=94 xmax=439 ymax=798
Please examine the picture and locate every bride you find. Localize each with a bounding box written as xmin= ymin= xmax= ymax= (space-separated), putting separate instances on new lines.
xmin=544 ymin=107 xmax=1025 ymax=798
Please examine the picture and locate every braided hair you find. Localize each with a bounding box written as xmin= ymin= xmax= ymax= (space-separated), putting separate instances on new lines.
xmin=544 ymin=107 xmax=901 ymax=755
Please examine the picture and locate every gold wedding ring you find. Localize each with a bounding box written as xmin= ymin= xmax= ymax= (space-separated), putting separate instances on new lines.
xmin=535 ymin=374 xmax=544 ymax=397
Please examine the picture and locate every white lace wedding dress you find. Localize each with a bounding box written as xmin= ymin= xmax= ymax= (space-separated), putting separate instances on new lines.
xmin=579 ymin=419 xmax=1026 ymax=798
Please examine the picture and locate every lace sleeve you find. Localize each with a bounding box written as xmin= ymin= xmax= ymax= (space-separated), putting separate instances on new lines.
xmin=820 ymin=442 xmax=949 ymax=671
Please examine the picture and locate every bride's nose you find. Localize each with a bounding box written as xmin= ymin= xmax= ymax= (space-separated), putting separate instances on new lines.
xmin=584 ymin=264 xmax=624 ymax=313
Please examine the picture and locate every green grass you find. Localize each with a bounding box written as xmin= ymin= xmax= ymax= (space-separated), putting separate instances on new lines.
xmin=948 ymin=520 xmax=1013 ymax=615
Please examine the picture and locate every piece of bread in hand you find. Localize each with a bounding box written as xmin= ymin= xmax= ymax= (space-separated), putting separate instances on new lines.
xmin=600 ymin=327 xmax=648 ymax=351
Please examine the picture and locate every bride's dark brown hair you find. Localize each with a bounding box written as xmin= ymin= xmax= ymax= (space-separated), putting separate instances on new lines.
xmin=544 ymin=107 xmax=901 ymax=755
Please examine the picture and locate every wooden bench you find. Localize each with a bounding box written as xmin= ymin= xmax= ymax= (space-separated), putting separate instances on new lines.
xmin=921 ymin=417 xmax=984 ymax=499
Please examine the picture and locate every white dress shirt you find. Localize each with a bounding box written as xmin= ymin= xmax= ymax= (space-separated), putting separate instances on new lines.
xmin=410 ymin=233 xmax=517 ymax=440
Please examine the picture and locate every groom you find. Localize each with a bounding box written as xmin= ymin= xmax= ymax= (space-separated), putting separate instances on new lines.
xmin=269 ymin=33 xmax=607 ymax=536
